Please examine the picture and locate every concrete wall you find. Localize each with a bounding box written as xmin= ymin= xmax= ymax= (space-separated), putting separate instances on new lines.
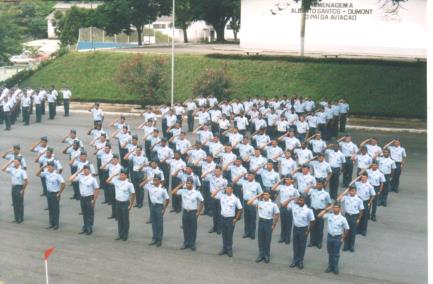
xmin=240 ymin=0 xmax=427 ymax=57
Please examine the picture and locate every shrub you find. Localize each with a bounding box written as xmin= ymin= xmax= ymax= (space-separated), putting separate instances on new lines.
xmin=193 ymin=67 xmax=231 ymax=102
xmin=116 ymin=55 xmax=169 ymax=108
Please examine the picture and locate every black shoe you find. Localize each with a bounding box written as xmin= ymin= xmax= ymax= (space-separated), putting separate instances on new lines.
xmin=371 ymin=216 xmax=377 ymax=222
xmin=70 ymin=196 xmax=76 ymax=200
xmin=250 ymin=235 xmax=255 ymax=240
xmin=217 ymin=231 xmax=221 ymax=235
xmin=256 ymin=257 xmax=264 ymax=263
xmin=317 ymin=244 xmax=322 ymax=249
xmin=382 ymin=203 xmax=387 ymax=207
xmin=40 ymin=193 xmax=46 ymax=196
xmin=149 ymin=240 xmax=157 ymax=246
xmin=180 ymin=245 xmax=188 ymax=250
xmin=11 ymin=220 xmax=17 ymax=223
xmin=79 ymin=230 xmax=87 ymax=234
xmin=44 ymin=208 xmax=49 ymax=210
xmin=86 ymin=230 xmax=93 ymax=235
xmin=146 ymin=220 xmax=152 ymax=224
xmin=134 ymin=204 xmax=139 ymax=207
xmin=46 ymin=225 xmax=54 ymax=230
xmin=218 ymin=250 xmax=226 ymax=256
xmin=342 ymin=248 xmax=349 ymax=251
xmin=17 ymin=220 xmax=23 ymax=224
xmin=278 ymin=239 xmax=284 ymax=243
xmin=285 ymin=240 xmax=290 ymax=245
xmin=190 ymin=246 xmax=196 ymax=251
xmin=289 ymin=262 xmax=297 ymax=268
xmin=208 ymin=229 xmax=216 ymax=233
xmin=298 ymin=262 xmax=304 ymax=269
xmin=242 ymin=234 xmax=249 ymax=238
xmin=227 ymin=250 xmax=233 ymax=257
xmin=170 ymin=209 xmax=176 ymax=213
xmin=53 ymin=226 xmax=59 ymax=230
xmin=264 ymin=257 xmax=270 ymax=263
xmin=156 ymin=241 xmax=161 ymax=247
xmin=350 ymin=248 xmax=355 ymax=252
xmin=122 ymin=237 xmax=128 ymax=241
xmin=116 ymin=237 xmax=122 ymax=240
xmin=325 ymin=267 xmax=332 ymax=273
xmin=107 ymin=216 xmax=115 ymax=219
xmin=307 ymin=243 xmax=314 ymax=247
xmin=333 ymin=270 xmax=339 ymax=275
xmin=101 ymin=201 xmax=108 ymax=204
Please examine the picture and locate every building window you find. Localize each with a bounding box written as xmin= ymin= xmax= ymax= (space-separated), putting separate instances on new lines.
xmin=153 ymin=24 xmax=166 ymax=29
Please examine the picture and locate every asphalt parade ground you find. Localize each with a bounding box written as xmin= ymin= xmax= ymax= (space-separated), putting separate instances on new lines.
xmin=0 ymin=113 xmax=427 ymax=284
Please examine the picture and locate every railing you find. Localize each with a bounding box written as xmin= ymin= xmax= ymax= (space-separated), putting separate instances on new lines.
xmin=0 ymin=64 xmax=35 ymax=83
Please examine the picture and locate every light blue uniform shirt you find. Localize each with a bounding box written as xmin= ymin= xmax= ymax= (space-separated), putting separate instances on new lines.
xmin=253 ymin=200 xmax=280 ymax=219
xmin=326 ymin=213 xmax=349 ymax=236
xmin=376 ymin=157 xmax=396 ymax=175
xmin=5 ymin=153 xmax=27 ymax=169
xmin=216 ymin=192 xmax=243 ymax=217
xmin=112 ymin=178 xmax=135 ymax=202
xmin=309 ymin=189 xmax=332 ymax=210
xmin=260 ymin=169 xmax=280 ymax=188
xmin=41 ymin=171 xmax=64 ymax=192
xmin=145 ymin=184 xmax=169 ymax=204
xmin=6 ymin=166 xmax=28 ymax=185
xmin=292 ymin=203 xmax=315 ymax=227
xmin=355 ymin=181 xmax=376 ymax=201
xmin=74 ymin=174 xmax=99 ymax=197
xmin=241 ymin=180 xmax=263 ymax=201
xmin=277 ymin=184 xmax=299 ymax=209
xmin=312 ymin=161 xmax=332 ymax=179
xmin=342 ymin=195 xmax=364 ymax=214
xmin=176 ymin=189 xmax=204 ymax=210
xmin=366 ymin=169 xmax=386 ymax=186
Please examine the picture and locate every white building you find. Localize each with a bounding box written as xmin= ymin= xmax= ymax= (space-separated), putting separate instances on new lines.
xmin=46 ymin=2 xmax=103 ymax=39
xmin=240 ymin=0 xmax=427 ymax=57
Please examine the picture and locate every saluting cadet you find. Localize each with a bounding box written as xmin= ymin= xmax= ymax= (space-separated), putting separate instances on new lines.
xmin=208 ymin=167 xmax=228 ymax=234
xmin=37 ymin=147 xmax=63 ymax=199
xmin=212 ymin=185 xmax=243 ymax=257
xmin=294 ymin=142 xmax=313 ymax=166
xmin=47 ymin=87 xmax=57 ymax=120
xmin=248 ymin=148 xmax=267 ymax=179
xmin=2 ymin=144 xmax=27 ymax=170
xmin=1 ymin=158 xmax=28 ymax=223
xmin=101 ymin=154 xmax=122 ymax=219
xmin=279 ymin=129 xmax=301 ymax=152
xmin=65 ymin=140 xmax=83 ymax=200
xmin=145 ymin=175 xmax=170 ymax=246
xmin=273 ymin=176 xmax=299 ymax=244
xmin=69 ymin=165 xmax=100 ymax=235
xmin=309 ymin=132 xmax=327 ymax=155
xmin=388 ymin=139 xmax=406 ymax=193
xmin=355 ymin=146 xmax=373 ymax=175
xmin=200 ymin=154 xmax=216 ymax=215
xmin=36 ymin=162 xmax=65 ymax=230
xmin=338 ymin=99 xmax=349 ymax=132
xmin=305 ymin=181 xmax=332 ymax=249
xmin=168 ymin=152 xmax=187 ymax=213
xmin=156 ymin=138 xmax=174 ymax=182
xmin=278 ymin=151 xmax=297 ymax=178
xmin=2 ymin=96 xmax=13 ymax=130
xmin=125 ymin=146 xmax=148 ymax=208
xmin=355 ymin=174 xmax=375 ymax=236
xmin=89 ymin=103 xmax=104 ymax=126
xmin=112 ymin=125 xmax=132 ymax=169
xmin=325 ymin=143 xmax=346 ymax=200
xmin=294 ymin=165 xmax=317 ymax=196
xmin=260 ymin=161 xmax=280 ymax=199
xmin=230 ymin=158 xmax=248 ymax=200
xmin=241 ymin=173 xmax=263 ymax=240
xmin=290 ymin=196 xmax=314 ymax=269
xmin=317 ymin=203 xmax=349 ymax=275
xmin=172 ymin=178 xmax=204 ymax=251
xmin=337 ymin=186 xmax=364 ymax=252
xmin=376 ymin=148 xmax=395 ymax=207
xmin=248 ymin=191 xmax=280 ymax=263
xmin=107 ymin=169 xmax=135 ymax=241
xmin=362 ymin=137 xmax=383 ymax=159
xmin=339 ymin=135 xmax=358 ymax=187
xmin=311 ymin=153 xmax=332 ymax=186
xmin=366 ymin=162 xmax=385 ymax=221
xmin=33 ymin=90 xmax=42 ymax=123
xmin=295 ymin=115 xmax=309 ymax=142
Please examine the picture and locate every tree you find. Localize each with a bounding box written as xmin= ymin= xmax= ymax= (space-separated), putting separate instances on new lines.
xmin=54 ymin=7 xmax=93 ymax=46
xmin=194 ymin=0 xmax=240 ymax=42
xmin=175 ymin=0 xmax=195 ymax=43
xmin=0 ymin=7 xmax=23 ymax=64
xmin=116 ymin=55 xmax=169 ymax=107
xmin=193 ymin=67 xmax=231 ymax=102
xmin=95 ymin=0 xmax=171 ymax=46
xmin=228 ymin=15 xmax=240 ymax=41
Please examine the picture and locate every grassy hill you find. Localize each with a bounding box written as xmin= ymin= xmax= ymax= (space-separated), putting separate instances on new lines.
xmin=20 ymin=51 xmax=427 ymax=118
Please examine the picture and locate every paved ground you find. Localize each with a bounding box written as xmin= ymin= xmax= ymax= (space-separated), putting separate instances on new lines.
xmin=0 ymin=112 xmax=427 ymax=284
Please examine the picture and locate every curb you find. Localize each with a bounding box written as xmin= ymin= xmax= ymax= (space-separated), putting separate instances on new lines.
xmin=66 ymin=109 xmax=426 ymax=134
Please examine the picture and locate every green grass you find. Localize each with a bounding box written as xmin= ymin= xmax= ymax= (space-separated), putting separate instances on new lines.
xmin=21 ymin=51 xmax=427 ymax=118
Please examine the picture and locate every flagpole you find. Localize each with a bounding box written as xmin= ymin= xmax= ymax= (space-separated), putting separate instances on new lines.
xmin=171 ymin=0 xmax=175 ymax=108
xmin=45 ymin=259 xmax=49 ymax=284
